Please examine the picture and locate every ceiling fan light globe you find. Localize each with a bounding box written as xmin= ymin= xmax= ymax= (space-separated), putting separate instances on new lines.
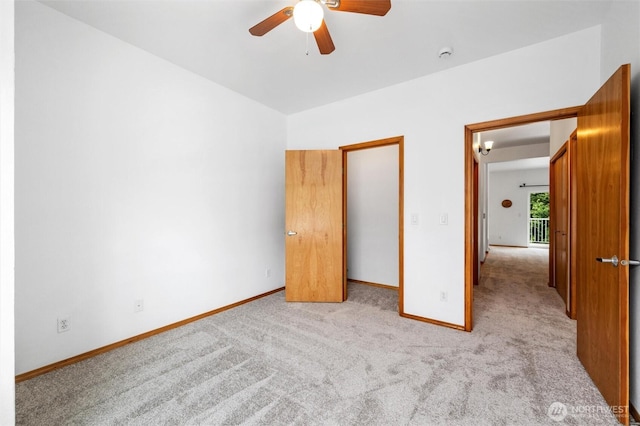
xmin=293 ymin=0 xmax=324 ymax=33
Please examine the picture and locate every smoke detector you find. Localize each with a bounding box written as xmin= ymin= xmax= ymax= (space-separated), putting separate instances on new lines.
xmin=438 ymin=47 xmax=453 ymax=58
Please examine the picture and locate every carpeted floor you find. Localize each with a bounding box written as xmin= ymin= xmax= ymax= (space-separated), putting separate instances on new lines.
xmin=345 ymin=281 xmax=398 ymax=313
xmin=16 ymin=246 xmax=619 ymax=425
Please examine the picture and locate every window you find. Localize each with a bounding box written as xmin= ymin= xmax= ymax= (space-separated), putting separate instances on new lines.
xmin=529 ymin=191 xmax=549 ymax=244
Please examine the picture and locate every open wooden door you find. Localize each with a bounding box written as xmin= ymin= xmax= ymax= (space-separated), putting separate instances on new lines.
xmin=285 ymin=150 xmax=344 ymax=302
xmin=575 ymin=64 xmax=630 ymax=425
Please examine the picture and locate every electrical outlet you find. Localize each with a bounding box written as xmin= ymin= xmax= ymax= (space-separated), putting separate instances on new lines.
xmin=57 ymin=317 xmax=71 ymax=333
xmin=440 ymin=291 xmax=448 ymax=302
xmin=265 ymin=268 xmax=271 ymax=278
xmin=134 ymin=299 xmax=144 ymax=313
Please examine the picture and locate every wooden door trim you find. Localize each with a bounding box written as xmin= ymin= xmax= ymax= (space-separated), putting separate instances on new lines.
xmin=550 ymin=141 xmax=574 ymax=317
xmin=473 ymin=157 xmax=479 ymax=287
xmin=550 ymin=142 xmax=568 ymax=163
xmin=568 ymin=130 xmax=577 ymax=319
xmin=340 ymin=136 xmax=404 ymax=313
xmin=465 ymin=107 xmax=582 ymax=133
xmin=464 ymin=107 xmax=581 ymax=331
xmin=549 ymin=141 xmax=568 ymax=292
xmin=550 ymin=132 xmax=578 ymax=320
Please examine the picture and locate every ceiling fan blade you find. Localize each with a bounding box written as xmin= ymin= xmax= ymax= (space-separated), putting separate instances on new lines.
xmin=249 ymin=7 xmax=294 ymax=36
xmin=313 ymin=21 xmax=335 ymax=55
xmin=327 ymin=0 xmax=391 ymax=16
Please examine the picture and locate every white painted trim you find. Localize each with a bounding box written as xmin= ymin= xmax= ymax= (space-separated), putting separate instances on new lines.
xmin=0 ymin=0 xmax=16 ymax=424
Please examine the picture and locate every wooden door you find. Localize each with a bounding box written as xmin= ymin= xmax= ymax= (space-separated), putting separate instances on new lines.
xmin=473 ymin=158 xmax=479 ymax=286
xmin=550 ymin=145 xmax=569 ymax=312
xmin=285 ymin=150 xmax=344 ymax=302
xmin=575 ymin=64 xmax=630 ymax=425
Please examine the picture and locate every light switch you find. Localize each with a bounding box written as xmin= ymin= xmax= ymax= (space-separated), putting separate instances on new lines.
xmin=440 ymin=213 xmax=448 ymax=225
xmin=411 ymin=213 xmax=419 ymax=226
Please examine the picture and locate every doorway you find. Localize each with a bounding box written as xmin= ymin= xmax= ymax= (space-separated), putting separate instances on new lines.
xmin=464 ymin=107 xmax=581 ymax=331
xmin=284 ymin=136 xmax=404 ymax=307
xmin=549 ymin=132 xmax=577 ymax=319
xmin=528 ymin=190 xmax=550 ymax=246
xmin=464 ymin=64 xmax=632 ymax=422
xmin=340 ymin=136 xmax=404 ymax=313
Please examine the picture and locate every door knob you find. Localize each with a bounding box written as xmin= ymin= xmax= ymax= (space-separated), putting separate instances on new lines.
xmin=286 ymin=230 xmax=298 ymax=236
xmin=596 ymin=256 xmax=640 ymax=267
xmin=596 ymin=255 xmax=619 ymax=267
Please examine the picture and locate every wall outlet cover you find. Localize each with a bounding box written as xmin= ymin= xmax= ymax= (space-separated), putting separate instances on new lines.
xmin=57 ymin=317 xmax=71 ymax=333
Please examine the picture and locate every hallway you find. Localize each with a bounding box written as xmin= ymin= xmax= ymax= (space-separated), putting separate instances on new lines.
xmin=475 ymin=245 xmax=562 ymax=329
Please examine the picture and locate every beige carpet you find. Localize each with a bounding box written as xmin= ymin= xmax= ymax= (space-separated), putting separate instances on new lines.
xmin=16 ymin=246 xmax=619 ymax=425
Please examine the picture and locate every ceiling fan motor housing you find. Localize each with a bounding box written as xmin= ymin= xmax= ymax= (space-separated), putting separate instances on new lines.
xmin=249 ymin=0 xmax=391 ymax=55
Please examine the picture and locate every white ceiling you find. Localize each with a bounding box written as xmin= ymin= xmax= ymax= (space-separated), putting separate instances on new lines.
xmin=480 ymin=121 xmax=551 ymax=150
xmin=488 ymin=156 xmax=549 ymax=172
xmin=480 ymin=121 xmax=551 ymax=170
xmin=37 ymin=0 xmax=614 ymax=114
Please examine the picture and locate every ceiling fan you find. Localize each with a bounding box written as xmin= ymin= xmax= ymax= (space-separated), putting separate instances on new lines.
xmin=249 ymin=0 xmax=391 ymax=55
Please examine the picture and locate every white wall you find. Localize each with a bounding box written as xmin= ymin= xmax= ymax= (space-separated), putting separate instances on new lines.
xmin=477 ymin=134 xmax=489 ymax=264
xmin=599 ymin=0 xmax=640 ymax=412
xmin=15 ymin=1 xmax=286 ymax=374
xmin=488 ymin=168 xmax=549 ymax=247
xmin=479 ymin=162 xmax=489 ymax=262
xmin=288 ymin=27 xmax=601 ymax=326
xmin=0 ymin=0 xmax=15 ymax=423
xmin=347 ymin=145 xmax=398 ymax=287
xmin=550 ymin=118 xmax=577 ymax=157
xmin=479 ymin=143 xmax=551 ymax=259
xmin=5 ymin=0 xmax=639 ymax=416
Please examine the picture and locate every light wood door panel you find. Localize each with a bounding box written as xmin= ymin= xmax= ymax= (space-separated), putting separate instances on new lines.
xmin=576 ymin=64 xmax=630 ymax=425
xmin=285 ymin=150 xmax=344 ymax=302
